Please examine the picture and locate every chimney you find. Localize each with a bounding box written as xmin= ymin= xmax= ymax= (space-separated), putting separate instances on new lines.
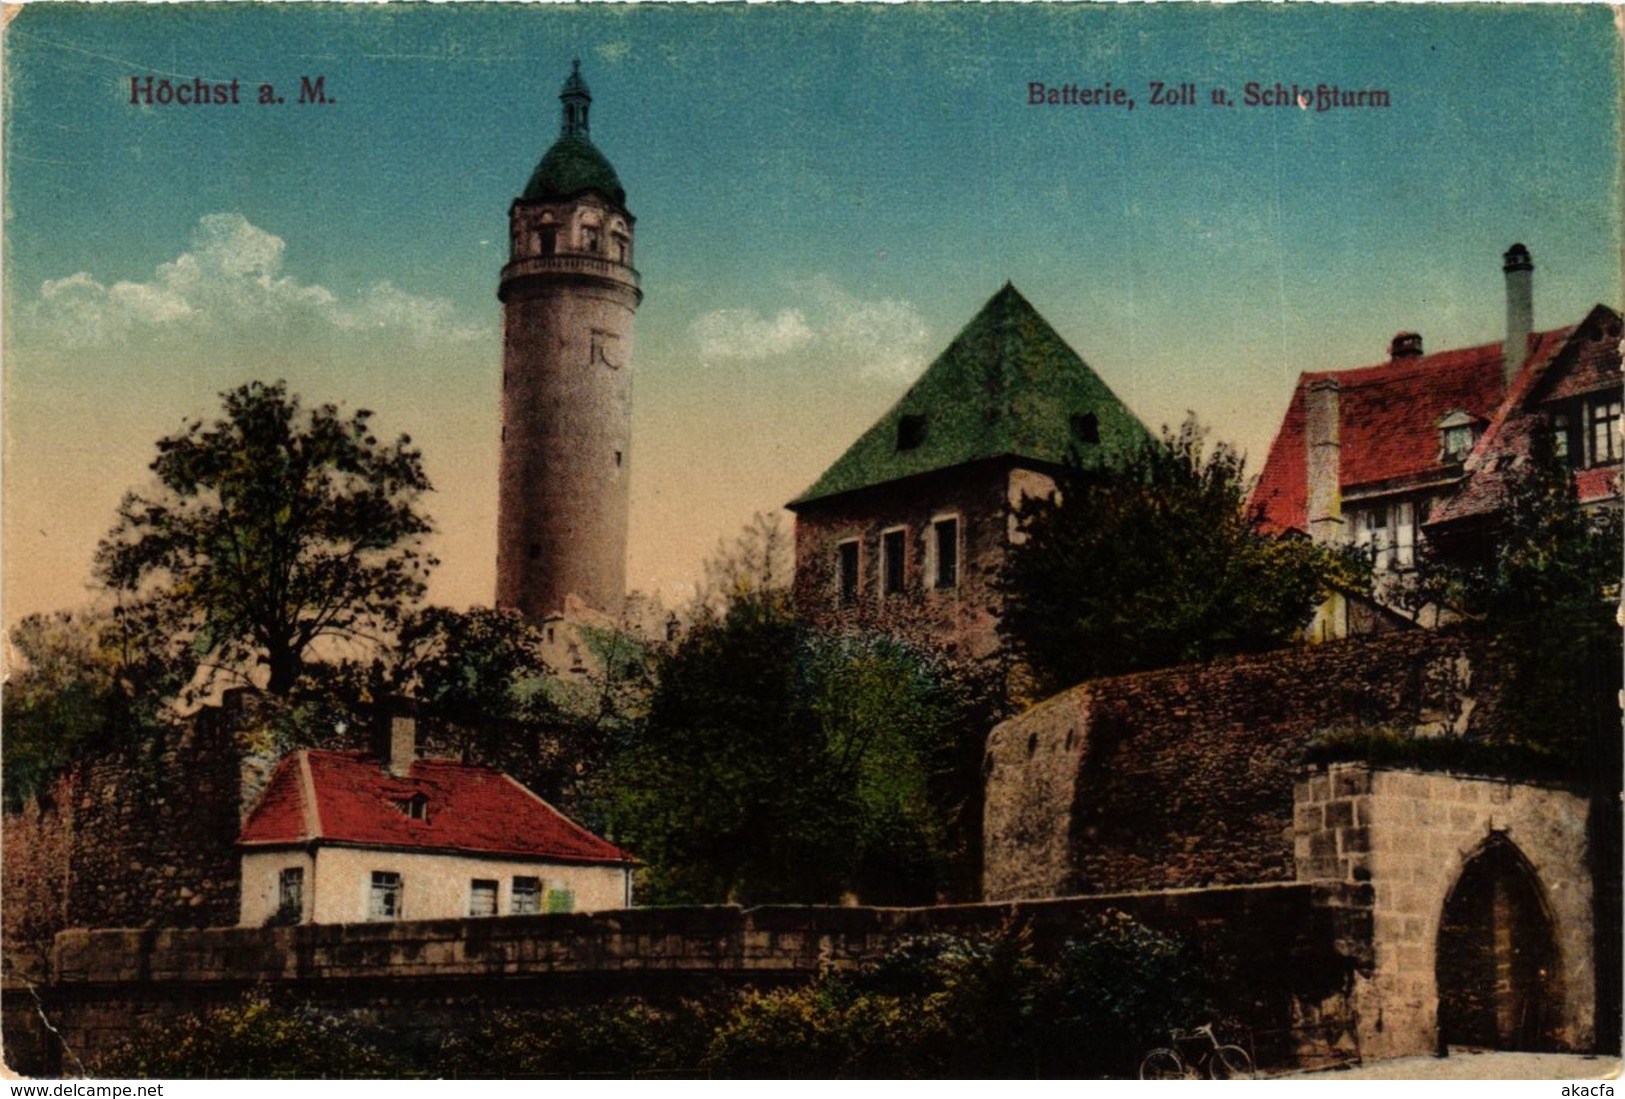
xmin=1389 ymin=332 xmax=1423 ymax=359
xmin=373 ymin=698 xmax=418 ymax=777
xmin=1305 ymin=377 xmax=1343 ymax=545
xmin=1503 ymin=243 xmax=1534 ymax=385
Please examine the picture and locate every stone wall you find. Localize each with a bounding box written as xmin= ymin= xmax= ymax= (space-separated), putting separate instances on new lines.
xmin=1295 ymin=763 xmax=1594 ymax=1059
xmin=983 ymin=630 xmax=1497 ymax=900
xmin=21 ymin=885 xmax=1369 ymax=1076
xmin=791 ymin=460 xmax=1035 ymax=664
xmin=1 ymin=705 xmax=248 ymax=966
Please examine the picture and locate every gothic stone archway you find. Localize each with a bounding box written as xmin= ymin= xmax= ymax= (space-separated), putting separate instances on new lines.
xmin=1436 ymin=833 xmax=1564 ymax=1051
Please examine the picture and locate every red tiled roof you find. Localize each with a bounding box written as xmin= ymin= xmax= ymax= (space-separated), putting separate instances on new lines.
xmin=1429 ymin=309 xmax=1621 ymax=527
xmin=1251 ymin=335 xmax=1547 ymax=534
xmin=238 ymin=750 xmax=633 ymax=864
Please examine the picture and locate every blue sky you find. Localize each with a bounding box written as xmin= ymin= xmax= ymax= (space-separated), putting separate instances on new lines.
xmin=5 ymin=3 xmax=1620 ymax=622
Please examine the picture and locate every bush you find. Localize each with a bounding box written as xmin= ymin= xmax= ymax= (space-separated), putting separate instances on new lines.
xmin=431 ymin=1000 xmax=722 ymax=1079
xmin=1036 ymin=911 xmax=1212 ymax=1077
xmin=96 ymin=993 xmax=405 ymax=1079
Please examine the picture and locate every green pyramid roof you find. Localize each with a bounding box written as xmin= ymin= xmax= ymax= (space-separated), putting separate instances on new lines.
xmin=790 ymin=283 xmax=1149 ymax=506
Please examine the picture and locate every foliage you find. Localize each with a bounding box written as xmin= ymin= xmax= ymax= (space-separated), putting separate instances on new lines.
xmin=1304 ymin=725 xmax=1579 ymax=785
xmin=1 ymin=608 xmax=181 ymax=808
xmin=1403 ymin=424 xmax=1621 ymax=772
xmin=386 ymin=605 xmax=550 ymax=727
xmin=94 ymin=380 xmax=436 ymax=697
xmin=1034 ymin=911 xmax=1212 ymax=1078
xmin=687 ymin=510 xmax=794 ymax=624
xmin=593 ymin=586 xmax=975 ymax=905
xmin=704 ymin=917 xmax=1209 ymax=1078
xmin=1001 ymin=415 xmax=1365 ymax=694
xmin=431 ymin=1000 xmax=722 ymax=1079
xmin=95 ymin=993 xmax=407 ymax=1079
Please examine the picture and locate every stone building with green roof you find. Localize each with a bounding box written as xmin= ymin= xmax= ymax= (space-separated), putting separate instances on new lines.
xmin=786 ymin=283 xmax=1150 ymax=662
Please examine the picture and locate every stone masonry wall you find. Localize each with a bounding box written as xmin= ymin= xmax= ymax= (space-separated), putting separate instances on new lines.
xmin=792 ymin=460 xmax=1026 ymax=664
xmin=1 ymin=706 xmax=247 ymax=965
xmin=1295 ymin=763 xmax=1593 ymax=1059
xmin=983 ymin=630 xmax=1498 ymax=901
xmin=22 ymin=884 xmax=1369 ymax=1076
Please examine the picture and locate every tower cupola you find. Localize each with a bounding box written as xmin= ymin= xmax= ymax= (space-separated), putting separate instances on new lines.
xmin=520 ymin=60 xmax=625 ymax=206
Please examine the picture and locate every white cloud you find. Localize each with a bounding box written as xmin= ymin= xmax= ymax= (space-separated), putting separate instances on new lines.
xmin=690 ymin=276 xmax=929 ymax=380
xmin=29 ymin=213 xmax=480 ymax=346
xmin=691 ymin=308 xmax=814 ymax=361
xmin=803 ymin=275 xmax=931 ymax=381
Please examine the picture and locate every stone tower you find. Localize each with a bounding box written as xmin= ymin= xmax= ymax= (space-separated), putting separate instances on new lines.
xmin=496 ymin=61 xmax=641 ymax=621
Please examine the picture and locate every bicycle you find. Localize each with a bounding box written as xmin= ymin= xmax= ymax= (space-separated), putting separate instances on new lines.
xmin=1138 ymin=1023 xmax=1255 ymax=1079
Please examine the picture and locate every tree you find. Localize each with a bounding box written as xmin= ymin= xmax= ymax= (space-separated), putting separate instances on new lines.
xmin=94 ymin=381 xmax=436 ymax=696
xmin=2 ymin=607 xmax=181 ymax=808
xmin=595 ymin=522 xmax=977 ymax=905
xmin=1000 ymin=416 xmax=1364 ymax=694
xmin=687 ymin=510 xmax=794 ymax=624
xmin=1405 ymin=423 xmax=1620 ymax=768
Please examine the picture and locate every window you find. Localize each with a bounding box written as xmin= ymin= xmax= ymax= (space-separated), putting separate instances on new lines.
xmin=581 ymin=225 xmax=601 ymax=253
xmin=369 ymin=871 xmax=402 ymax=920
xmin=897 ymin=414 xmax=927 ymax=451
xmin=394 ymin=793 xmax=428 ymax=820
xmin=931 ymin=517 xmax=959 ymax=590
xmin=881 ymin=528 xmax=906 ymax=596
xmin=512 ymin=876 xmax=542 ymax=915
xmin=540 ymin=231 xmax=555 ymax=257
xmin=1442 ymin=425 xmax=1474 ymax=462
xmin=837 ymin=540 xmax=860 ymax=604
xmin=1070 ymin=412 xmax=1100 ymax=446
xmin=1590 ymin=396 xmax=1622 ymax=465
xmin=1552 ymin=411 xmax=1573 ymax=463
xmin=1354 ymin=501 xmax=1417 ymax=571
xmin=1392 ymin=500 xmax=1415 ymax=569
xmin=469 ymin=879 xmax=498 ymax=917
xmin=278 ymin=867 xmax=304 ymax=919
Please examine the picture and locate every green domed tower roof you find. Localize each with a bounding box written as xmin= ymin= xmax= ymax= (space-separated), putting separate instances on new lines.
xmin=522 ymin=136 xmax=625 ymax=205
xmin=521 ymin=60 xmax=627 ymax=207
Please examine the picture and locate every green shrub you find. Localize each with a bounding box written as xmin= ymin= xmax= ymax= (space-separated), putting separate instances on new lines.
xmin=96 ymin=993 xmax=405 ymax=1079
xmin=1036 ymin=910 xmax=1212 ymax=1077
xmin=432 ymin=1000 xmax=722 ymax=1078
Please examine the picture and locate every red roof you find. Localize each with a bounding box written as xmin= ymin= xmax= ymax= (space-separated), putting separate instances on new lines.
xmin=1251 ymin=333 xmax=1554 ymax=533
xmin=238 ymin=750 xmax=633 ymax=864
xmin=1429 ymin=308 xmax=1622 ymax=527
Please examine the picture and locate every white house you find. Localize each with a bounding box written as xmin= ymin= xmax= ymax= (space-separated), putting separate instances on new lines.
xmin=236 ymin=716 xmax=634 ymax=926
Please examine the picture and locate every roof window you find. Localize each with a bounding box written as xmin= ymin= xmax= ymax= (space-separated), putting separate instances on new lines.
xmin=394 ymin=792 xmax=429 ymax=821
xmin=1070 ymin=412 xmax=1100 ymax=445
xmin=897 ymin=414 xmax=927 ymax=451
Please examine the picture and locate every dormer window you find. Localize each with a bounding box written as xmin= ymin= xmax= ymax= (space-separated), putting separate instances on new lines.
xmin=394 ymin=793 xmax=428 ymax=821
xmin=1070 ymin=412 xmax=1099 ymax=446
xmin=1436 ymin=410 xmax=1479 ymax=463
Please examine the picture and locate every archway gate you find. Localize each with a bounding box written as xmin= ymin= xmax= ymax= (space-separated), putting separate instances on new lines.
xmin=1294 ymin=763 xmax=1594 ymax=1060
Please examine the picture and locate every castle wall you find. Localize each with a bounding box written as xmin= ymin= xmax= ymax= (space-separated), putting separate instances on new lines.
xmin=24 ymin=885 xmax=1368 ymax=1075
xmin=2 ymin=708 xmax=247 ymax=967
xmin=792 ymin=461 xmax=1049 ymax=662
xmin=983 ymin=631 xmax=1497 ymax=899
